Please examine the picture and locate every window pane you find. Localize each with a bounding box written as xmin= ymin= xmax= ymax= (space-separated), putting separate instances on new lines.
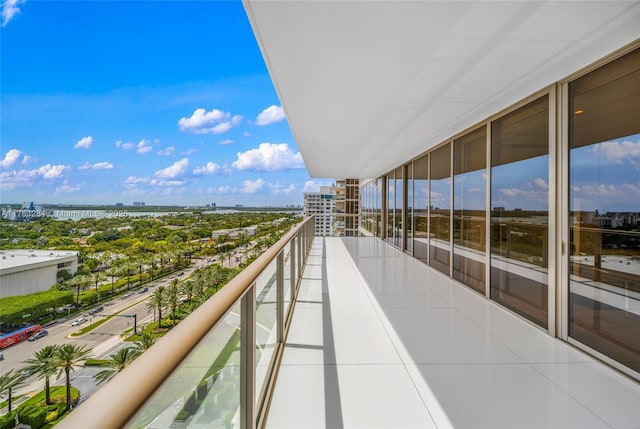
xmin=490 ymin=95 xmax=549 ymax=329
xmin=395 ymin=166 xmax=404 ymax=248
xmin=569 ymin=48 xmax=640 ymax=373
xmin=454 ymin=127 xmax=487 ymax=293
xmin=414 ymin=155 xmax=429 ymax=264
xmin=386 ymin=172 xmax=395 ymax=244
xmin=430 ymin=143 xmax=451 ymax=275
xmin=406 ymin=163 xmax=414 ymax=253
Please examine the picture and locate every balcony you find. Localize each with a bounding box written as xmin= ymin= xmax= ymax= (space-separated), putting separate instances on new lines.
xmin=62 ymin=220 xmax=640 ymax=428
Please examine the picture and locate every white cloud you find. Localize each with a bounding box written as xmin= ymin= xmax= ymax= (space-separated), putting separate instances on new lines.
xmin=178 ymin=108 xmax=242 ymax=134
xmin=158 ymin=146 xmax=175 ymax=156
xmin=0 ymin=148 xmax=22 ymax=168
xmin=155 ymin=158 xmax=189 ymax=179
xmin=184 ymin=148 xmax=199 ymax=155
xmin=193 ymin=162 xmax=222 ymax=175
xmin=93 ymin=161 xmax=114 ymax=169
xmin=593 ymin=139 xmax=640 ymax=164
xmin=302 ymin=180 xmax=333 ymax=193
xmin=38 ymin=164 xmax=70 ymax=179
xmin=232 ymin=143 xmax=304 ymax=172
xmin=241 ymin=178 xmax=265 ymax=194
xmin=272 ymin=183 xmax=296 ymax=194
xmin=533 ymin=178 xmax=548 ymax=190
xmin=79 ymin=161 xmax=114 ymax=170
xmin=0 ymin=163 xmax=70 ymax=190
xmin=137 ymin=139 xmax=152 ymax=154
xmin=56 ymin=181 xmax=81 ymax=194
xmin=116 ymin=140 xmax=135 ymax=150
xmin=74 ymin=136 xmax=93 ymax=149
xmin=2 ymin=0 xmax=25 ymax=27
xmin=219 ymin=139 xmax=234 ymax=145
xmin=21 ymin=155 xmax=32 ymax=165
xmin=255 ymin=105 xmax=285 ymax=126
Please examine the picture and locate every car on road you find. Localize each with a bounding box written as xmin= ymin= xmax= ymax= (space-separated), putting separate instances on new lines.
xmin=138 ymin=287 xmax=149 ymax=294
xmin=27 ymin=330 xmax=48 ymax=341
xmin=88 ymin=306 xmax=104 ymax=315
xmin=0 ymin=352 xmax=3 ymax=360
xmin=71 ymin=317 xmax=88 ymax=326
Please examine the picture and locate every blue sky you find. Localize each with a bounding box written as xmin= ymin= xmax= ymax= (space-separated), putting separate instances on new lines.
xmin=0 ymin=0 xmax=332 ymax=206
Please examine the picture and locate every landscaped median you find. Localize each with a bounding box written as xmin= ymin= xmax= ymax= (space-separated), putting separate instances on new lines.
xmin=0 ymin=387 xmax=79 ymax=429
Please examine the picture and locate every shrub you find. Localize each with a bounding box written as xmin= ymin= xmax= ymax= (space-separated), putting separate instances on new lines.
xmin=18 ymin=403 xmax=47 ymax=429
xmin=0 ymin=411 xmax=17 ymax=429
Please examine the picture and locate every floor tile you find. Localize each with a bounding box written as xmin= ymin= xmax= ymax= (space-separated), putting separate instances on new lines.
xmin=406 ymin=364 xmax=608 ymax=428
xmin=532 ymin=362 xmax=640 ymax=428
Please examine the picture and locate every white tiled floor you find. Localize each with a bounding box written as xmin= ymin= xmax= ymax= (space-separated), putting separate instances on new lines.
xmin=266 ymin=237 xmax=640 ymax=429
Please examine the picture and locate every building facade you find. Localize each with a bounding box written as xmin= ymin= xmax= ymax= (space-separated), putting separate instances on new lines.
xmin=303 ymin=186 xmax=336 ymax=236
xmin=0 ymin=249 xmax=79 ymax=298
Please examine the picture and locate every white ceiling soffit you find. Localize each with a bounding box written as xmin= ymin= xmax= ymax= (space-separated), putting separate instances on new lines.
xmin=244 ymin=1 xmax=640 ymax=179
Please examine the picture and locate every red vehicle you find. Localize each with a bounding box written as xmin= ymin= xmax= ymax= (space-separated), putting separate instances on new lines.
xmin=0 ymin=325 xmax=41 ymax=349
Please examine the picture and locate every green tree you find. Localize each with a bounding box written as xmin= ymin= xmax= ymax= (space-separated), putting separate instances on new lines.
xmin=93 ymin=347 xmax=139 ymax=385
xmin=106 ymin=266 xmax=119 ymax=295
xmin=22 ymin=344 xmax=59 ymax=405
xmin=166 ymin=279 xmax=180 ymax=327
xmin=54 ymin=343 xmax=92 ymax=411
xmin=134 ymin=331 xmax=156 ymax=354
xmin=147 ymin=285 xmax=166 ymax=328
xmin=0 ymin=369 xmax=26 ymax=412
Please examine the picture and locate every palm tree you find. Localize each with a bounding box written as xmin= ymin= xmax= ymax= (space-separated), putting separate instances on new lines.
xmin=69 ymin=275 xmax=89 ymax=306
xmin=0 ymin=369 xmax=26 ymax=412
xmin=106 ymin=266 xmax=119 ymax=295
xmin=22 ymin=345 xmax=59 ymax=405
xmin=54 ymin=343 xmax=92 ymax=411
xmin=147 ymin=285 xmax=166 ymax=328
xmin=93 ymin=347 xmax=138 ymax=385
xmin=166 ymin=279 xmax=180 ymax=327
xmin=92 ymin=271 xmax=106 ymax=300
xmin=181 ymin=279 xmax=196 ymax=303
xmin=134 ymin=331 xmax=156 ymax=354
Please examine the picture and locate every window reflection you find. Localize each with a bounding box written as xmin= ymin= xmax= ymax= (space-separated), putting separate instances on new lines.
xmin=453 ymin=127 xmax=486 ymax=293
xmin=430 ymin=143 xmax=451 ymax=275
xmin=405 ymin=163 xmax=414 ymax=253
xmin=386 ymin=172 xmax=395 ymax=244
xmin=569 ymin=48 xmax=640 ymax=373
xmin=490 ymin=95 xmax=549 ymax=328
xmin=414 ymin=155 xmax=429 ymax=264
xmin=395 ymin=166 xmax=404 ymax=248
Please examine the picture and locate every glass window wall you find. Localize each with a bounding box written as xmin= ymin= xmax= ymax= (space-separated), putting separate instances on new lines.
xmin=395 ymin=166 xmax=404 ymax=248
xmin=414 ymin=154 xmax=429 ymax=264
xmin=405 ymin=163 xmax=414 ymax=253
xmin=569 ymin=47 xmax=640 ymax=373
xmin=453 ymin=127 xmax=487 ymax=293
xmin=490 ymin=95 xmax=549 ymax=329
xmin=429 ymin=143 xmax=451 ymax=275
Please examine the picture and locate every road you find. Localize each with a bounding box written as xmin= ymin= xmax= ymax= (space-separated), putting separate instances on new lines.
xmin=0 ymin=264 xmax=204 ymax=400
xmin=1 ymin=241 xmax=264 ymax=408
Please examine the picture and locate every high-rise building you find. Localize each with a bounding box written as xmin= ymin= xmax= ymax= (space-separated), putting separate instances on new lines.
xmin=303 ymin=186 xmax=335 ymax=236
xmin=333 ymin=179 xmax=359 ymax=236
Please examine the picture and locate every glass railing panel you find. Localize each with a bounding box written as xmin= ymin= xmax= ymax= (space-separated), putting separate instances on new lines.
xmin=125 ymin=302 xmax=242 ymax=429
xmin=254 ymin=257 xmax=279 ymax=410
xmin=283 ymin=243 xmax=293 ymax=325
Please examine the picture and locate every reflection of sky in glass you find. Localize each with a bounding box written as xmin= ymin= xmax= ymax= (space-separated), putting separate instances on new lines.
xmin=570 ymin=133 xmax=640 ymax=212
xmin=491 ymin=155 xmax=548 ymax=211
xmin=430 ymin=177 xmax=450 ymax=210
xmin=454 ymin=170 xmax=486 ymax=211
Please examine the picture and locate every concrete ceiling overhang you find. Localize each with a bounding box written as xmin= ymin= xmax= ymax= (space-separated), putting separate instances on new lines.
xmin=243 ymin=1 xmax=640 ymax=179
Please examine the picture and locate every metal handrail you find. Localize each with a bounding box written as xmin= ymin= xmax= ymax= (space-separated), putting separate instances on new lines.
xmin=60 ymin=217 xmax=313 ymax=429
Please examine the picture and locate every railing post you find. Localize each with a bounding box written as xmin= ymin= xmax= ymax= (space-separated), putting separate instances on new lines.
xmin=290 ymin=240 xmax=296 ymax=298
xmin=277 ymin=251 xmax=284 ymax=343
xmin=241 ymin=283 xmax=256 ymax=429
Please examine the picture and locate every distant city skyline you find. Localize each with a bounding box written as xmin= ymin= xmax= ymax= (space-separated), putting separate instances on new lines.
xmin=0 ymin=1 xmax=333 ymax=206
